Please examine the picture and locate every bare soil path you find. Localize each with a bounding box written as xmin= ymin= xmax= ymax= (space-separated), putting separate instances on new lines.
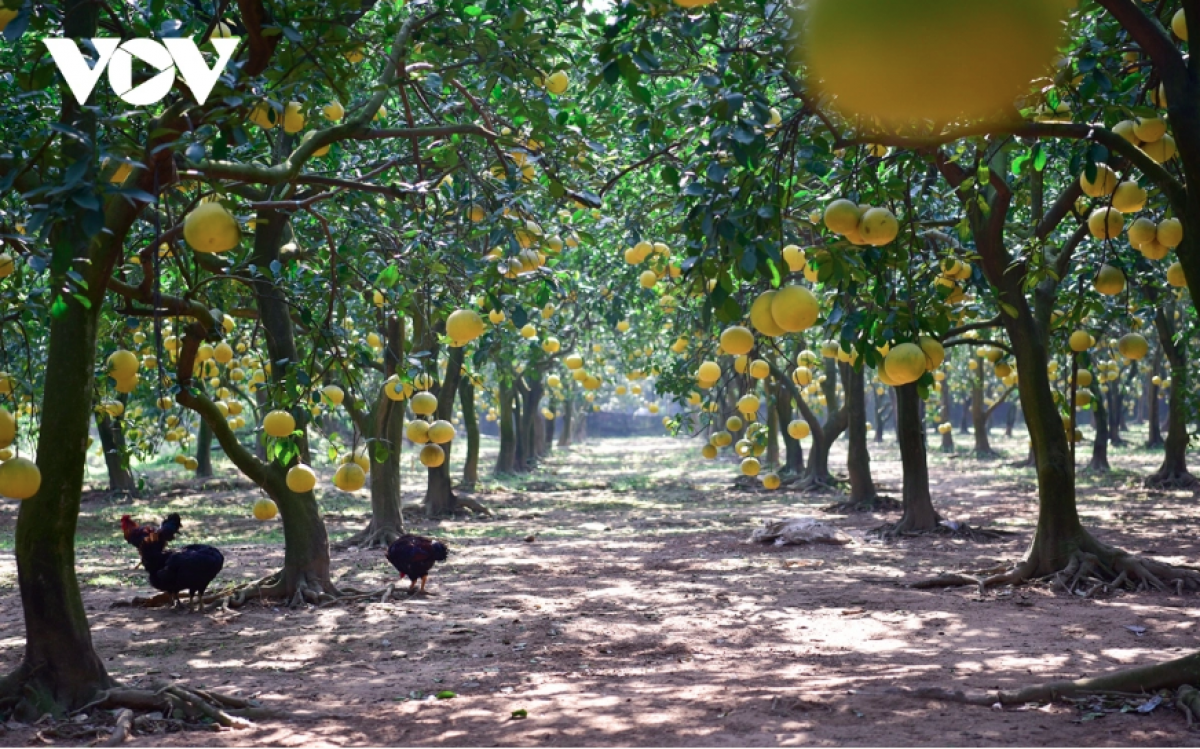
xmin=0 ymin=429 xmax=1196 ymax=746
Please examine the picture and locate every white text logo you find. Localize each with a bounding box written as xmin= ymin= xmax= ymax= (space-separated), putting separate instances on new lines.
xmin=42 ymin=37 xmax=239 ymax=106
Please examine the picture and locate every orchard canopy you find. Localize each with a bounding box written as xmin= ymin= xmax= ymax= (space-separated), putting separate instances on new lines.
xmin=0 ymin=0 xmax=1199 ymax=742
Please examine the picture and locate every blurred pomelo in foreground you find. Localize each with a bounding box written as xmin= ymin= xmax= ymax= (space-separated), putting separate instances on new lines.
xmin=802 ymin=0 xmax=1069 ymax=124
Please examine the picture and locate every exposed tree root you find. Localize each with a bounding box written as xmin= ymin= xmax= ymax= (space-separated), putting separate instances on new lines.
xmin=897 ymin=650 xmax=1200 ymax=711
xmin=455 ymin=495 xmax=493 ymax=515
xmin=870 ymin=520 xmax=1012 ymax=544
xmin=970 ymin=448 xmax=1003 ymax=461
xmin=335 ymin=524 xmax=404 ymax=551
xmin=1144 ymin=469 xmax=1200 ymax=490
xmin=76 ymin=680 xmax=277 ymax=730
xmin=910 ymin=539 xmax=1200 ymax=596
xmin=823 ymin=494 xmax=902 ymax=514
xmin=782 ymin=473 xmax=845 ymax=494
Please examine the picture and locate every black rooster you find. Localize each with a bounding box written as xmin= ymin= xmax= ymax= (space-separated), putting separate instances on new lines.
xmin=386 ymin=535 xmax=449 ymax=594
xmin=122 ymin=514 xmax=223 ymax=612
xmin=120 ymin=512 xmax=181 ymax=549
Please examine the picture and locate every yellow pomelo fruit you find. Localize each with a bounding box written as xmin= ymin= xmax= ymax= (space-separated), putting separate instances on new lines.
xmin=1079 ymin=163 xmax=1118 ymax=198
xmin=406 ymin=420 xmax=430 ymax=444
xmin=107 ymin=349 xmax=139 ymax=378
xmin=720 ymin=326 xmax=755 ymax=356
xmin=426 ymin=420 xmax=455 ymax=444
xmin=1069 ymin=330 xmax=1092 ymax=352
xmin=761 ymin=472 xmax=781 ymax=490
xmin=883 ymin=343 xmax=927 ymax=385
xmin=994 ymin=362 xmax=1013 ymax=379
xmin=249 ymin=102 xmax=277 ymax=129
xmin=737 ymin=394 xmax=760 ymax=415
xmin=286 ymin=464 xmax=317 ymax=493
xmin=860 ymin=207 xmax=899 ymax=246
xmin=1111 ymin=181 xmax=1147 ymax=213
xmin=0 ymin=407 xmax=14 ymax=449
xmin=542 ymin=337 xmax=561 ymax=354
xmin=781 ymin=244 xmax=805 ymax=272
xmin=1142 ymin=134 xmax=1177 ymax=163
xmin=545 ymin=70 xmax=570 ymax=94
xmin=323 ymin=101 xmax=345 ymax=121
xmin=697 ymin=361 xmax=721 ymax=382
xmin=446 ymin=309 xmax=485 ymax=346
xmin=639 ymin=270 xmax=658 ymax=288
xmin=411 ymin=392 xmax=439 ymax=416
xmin=184 ymin=203 xmax=240 ymax=253
xmin=740 ymin=457 xmax=761 ymax=477
xmin=0 ymin=457 xmax=40 ymax=500
xmin=1094 ymin=264 xmax=1125 ymax=296
xmin=770 ymin=285 xmax=819 ymax=332
xmin=252 ymin=498 xmax=279 ymax=520
xmin=616 ymin=320 xmax=631 ymax=333
xmin=1167 ymin=262 xmax=1187 ymax=288
xmin=520 ymin=324 xmax=537 ymax=338
xmin=322 ymin=385 xmax=344 ymax=406
xmin=1075 ymin=370 xmax=1093 ymax=388
xmin=749 ymin=291 xmax=785 ymax=337
xmin=1134 ymin=116 xmax=1168 ymax=142
xmin=1117 ymin=333 xmax=1149 ymax=360
xmin=823 ymin=199 xmax=862 ymax=235
xmin=0 ymin=253 xmax=13 ymax=279
xmin=283 ymin=101 xmax=305 ymax=133
xmin=1157 ymin=218 xmax=1184 ymax=248
xmin=263 ymin=410 xmax=296 ymax=438
xmin=419 ymin=444 xmax=446 ymax=468
xmin=333 ymin=463 xmax=366 ymax=492
xmin=701 ymin=444 xmax=718 ymax=460
xmin=1174 ymin=9 xmax=1189 ymax=40
xmin=564 ymin=354 xmax=584 ymax=370
xmin=1113 ymin=120 xmax=1139 ymax=145
xmin=748 ymin=360 xmax=770 ymax=379
xmin=918 ymin=336 xmax=945 ymax=370
xmin=1128 ymin=217 xmax=1157 ymax=247
xmin=787 ymin=420 xmax=811 ymax=440
xmin=1087 ymin=207 xmax=1124 ymax=240
xmin=803 ymin=0 xmax=1067 ymax=124
xmin=384 ymin=375 xmax=413 ymax=402
xmin=1140 ymin=241 xmax=1170 ymax=261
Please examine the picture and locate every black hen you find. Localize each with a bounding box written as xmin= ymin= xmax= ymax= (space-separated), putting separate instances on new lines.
xmin=138 ymin=541 xmax=224 ymax=612
xmin=386 ymin=535 xmax=449 ymax=594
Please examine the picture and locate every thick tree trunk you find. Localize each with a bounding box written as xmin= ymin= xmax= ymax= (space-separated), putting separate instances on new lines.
xmin=95 ymin=411 xmax=135 ymax=492
xmin=958 ymin=392 xmax=970 ymax=434
xmin=1107 ymin=385 xmax=1124 ymax=446
xmin=893 ymin=383 xmax=940 ymax=532
xmin=971 ymin=367 xmax=993 ymax=455
xmin=194 ymin=419 xmax=214 ymax=478
xmin=939 ymin=375 xmax=955 ymax=453
xmin=1147 ymin=306 xmax=1194 ymax=486
xmin=1087 ymin=383 xmax=1110 ymax=473
xmin=3 ymin=0 xmax=118 ymax=712
xmin=1147 ymin=348 xmax=1164 ymax=448
xmin=771 ymin=381 xmax=804 ymax=475
xmin=248 ymin=208 xmax=332 ymax=595
xmin=343 ymin=316 xmax=406 ymax=548
xmin=766 ymin=383 xmax=781 ymax=468
xmin=558 ymin=398 xmax=573 ymax=448
xmin=425 ymin=345 xmax=465 ymax=517
xmin=843 ymin=364 xmax=879 ymax=504
xmin=494 ymin=381 xmax=517 ymax=475
xmin=1005 ymin=401 xmax=1017 ymax=438
xmin=460 ymin=377 xmax=480 ymax=489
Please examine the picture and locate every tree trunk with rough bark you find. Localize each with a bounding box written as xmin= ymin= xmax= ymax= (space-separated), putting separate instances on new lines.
xmin=495 ymin=380 xmax=517 ymax=475
xmin=460 ymin=377 xmax=480 ymax=489
xmin=194 ymin=419 xmax=214 ymax=478
xmin=1087 ymin=382 xmax=1110 ymax=473
xmin=95 ymin=411 xmax=135 ymax=492
xmin=971 ymin=366 xmax=994 ymax=455
xmin=843 ymin=364 xmax=879 ymax=506
xmin=558 ymin=398 xmax=573 ymax=448
xmin=425 ymin=345 xmax=465 ymax=517
xmin=892 ymin=383 xmax=941 ymax=532
xmin=1147 ymin=305 xmax=1195 ymax=487
xmin=1147 ymin=348 xmax=1164 ymax=448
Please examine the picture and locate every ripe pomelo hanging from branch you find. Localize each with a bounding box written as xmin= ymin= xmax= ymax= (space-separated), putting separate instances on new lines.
xmin=802 ymin=0 xmax=1069 ymax=124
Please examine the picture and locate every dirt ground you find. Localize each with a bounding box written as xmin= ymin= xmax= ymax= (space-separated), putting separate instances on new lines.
xmin=0 ymin=426 xmax=1198 ymax=747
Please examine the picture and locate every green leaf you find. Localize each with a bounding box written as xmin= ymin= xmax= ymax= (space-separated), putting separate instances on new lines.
xmin=511 ymin=709 xmax=528 ymax=719
xmin=436 ymin=691 xmax=457 ymax=700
